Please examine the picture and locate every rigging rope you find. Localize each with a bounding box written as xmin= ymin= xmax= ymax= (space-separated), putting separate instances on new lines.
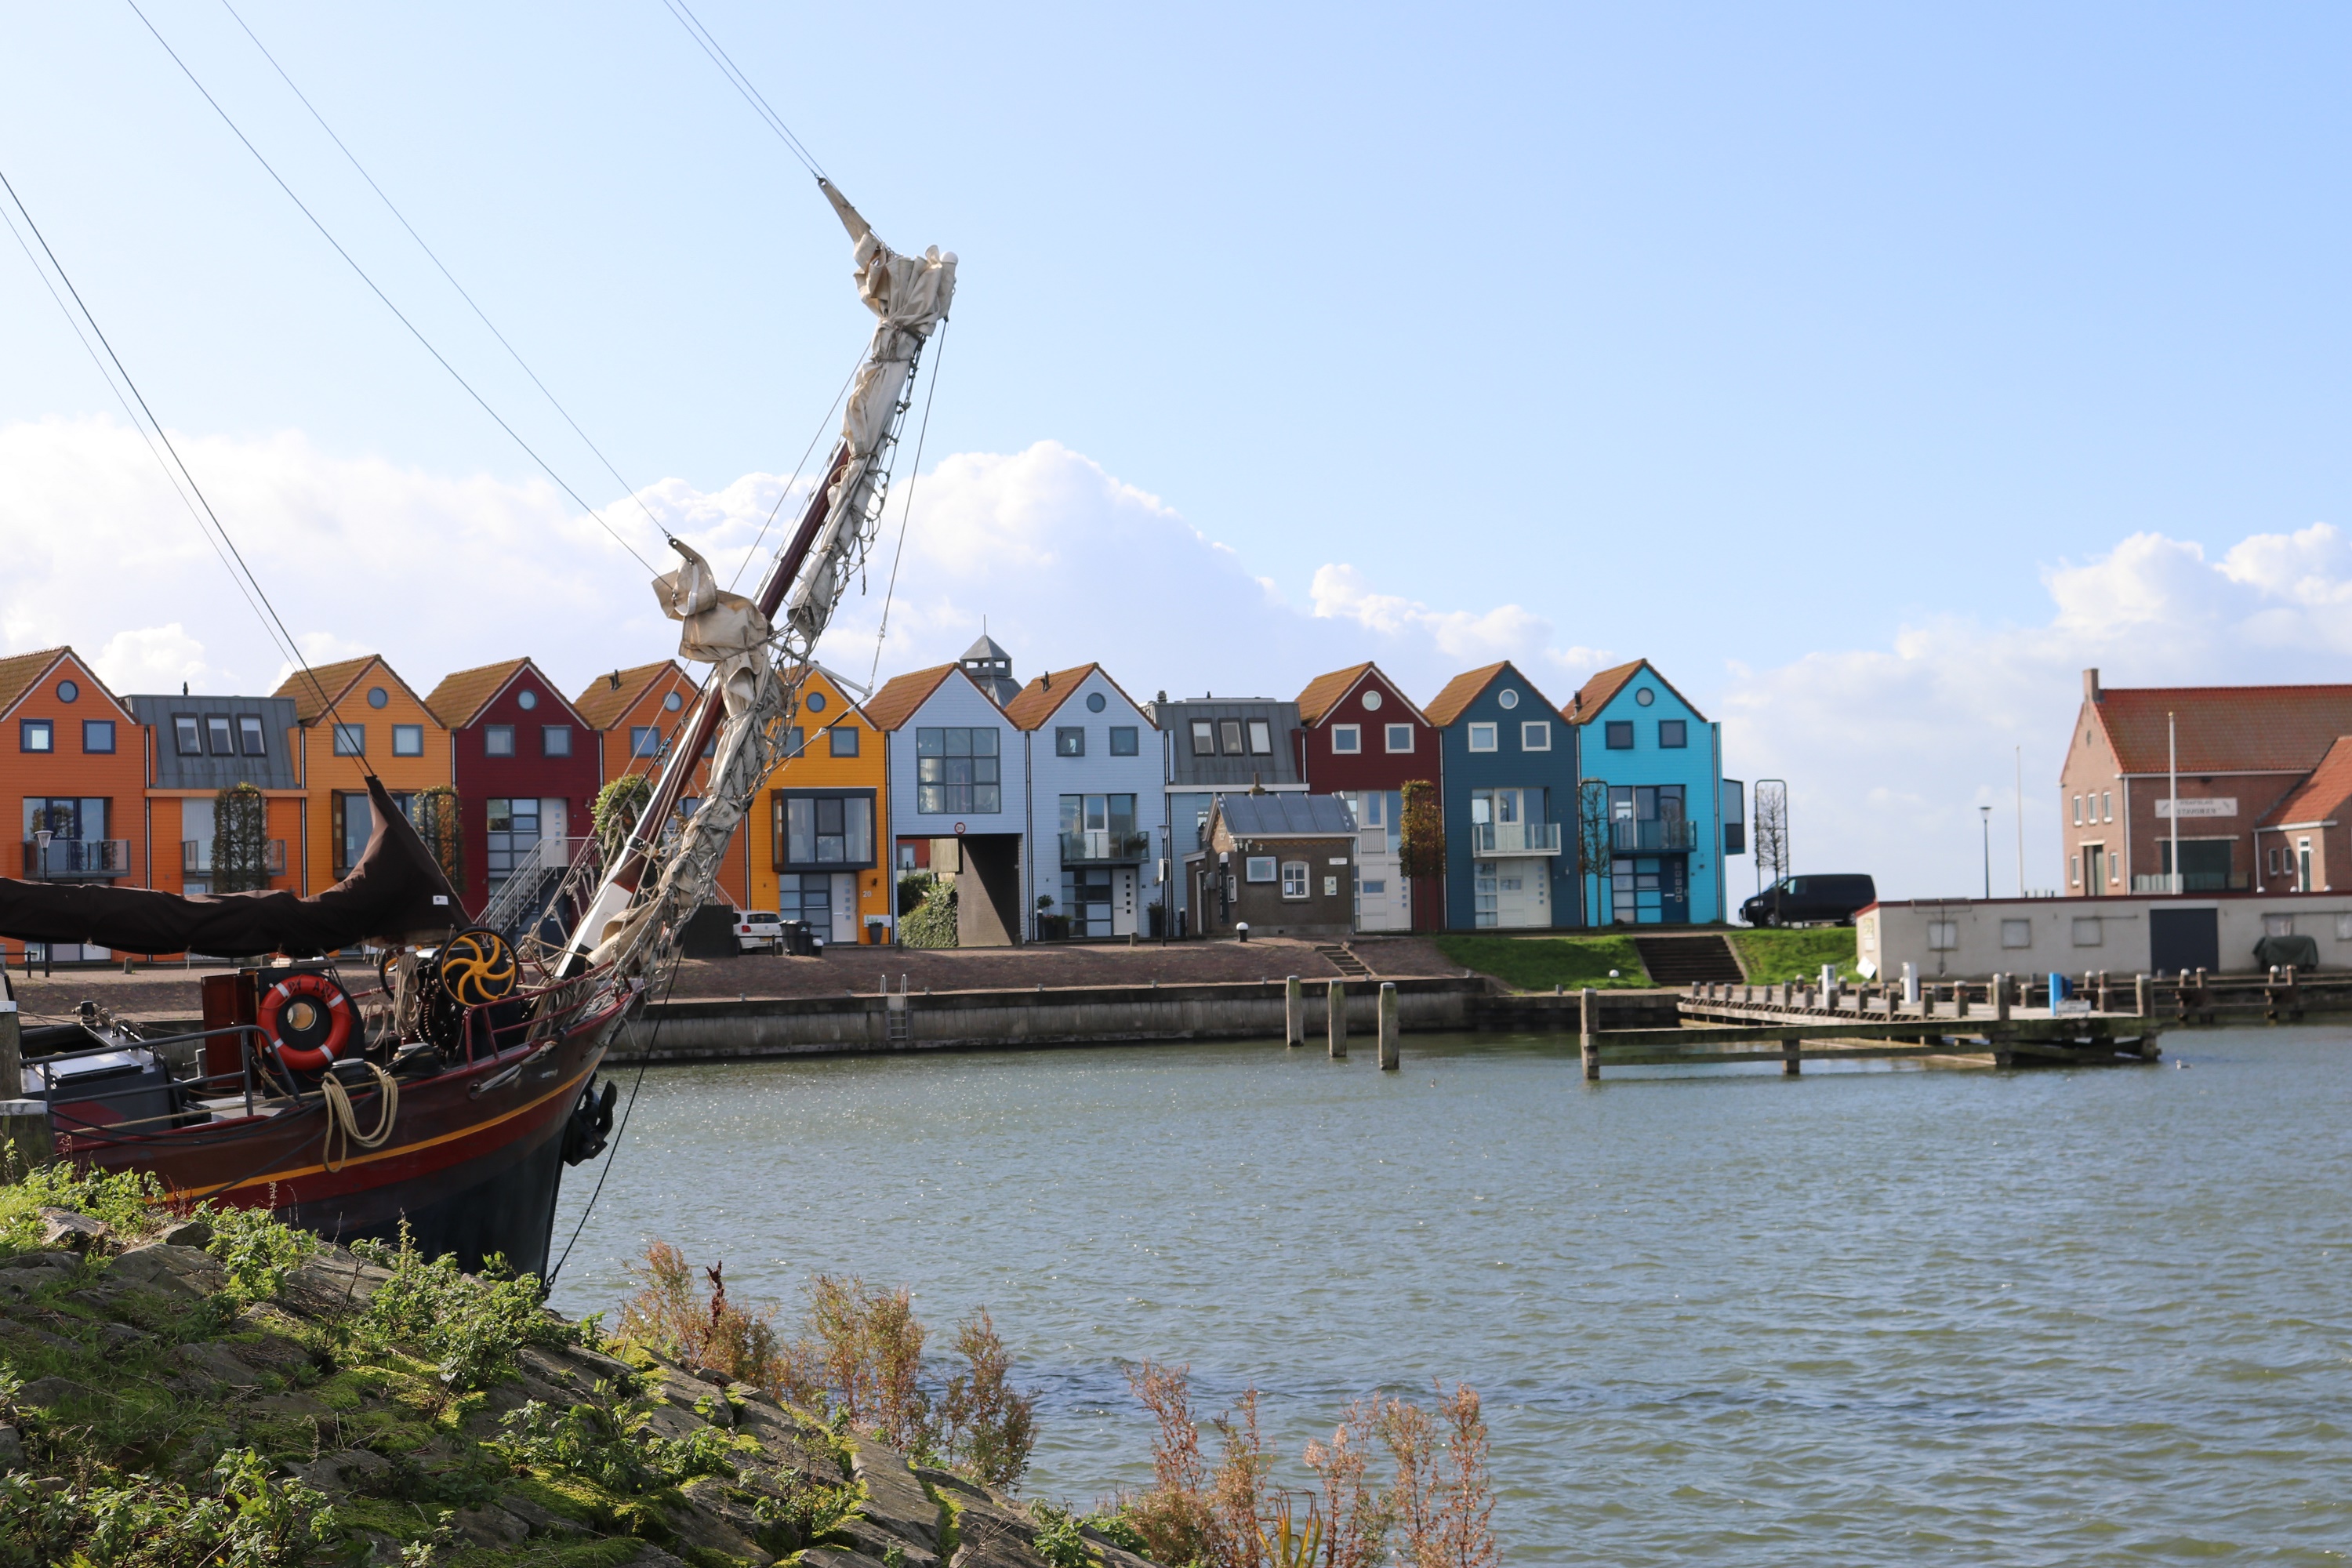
xmin=727 ymin=343 xmax=866 ymax=593
xmin=659 ymin=0 xmax=828 ymax=180
xmin=124 ymin=0 xmax=663 ymax=574
xmin=215 ymin=0 xmax=675 ymax=543
xmin=0 ymin=162 xmax=378 ymax=775
xmin=543 ymin=959 xmax=682 ymax=1289
xmin=867 ymin=318 xmax=948 ymax=692
xmin=320 ymin=1063 xmax=400 ymax=1173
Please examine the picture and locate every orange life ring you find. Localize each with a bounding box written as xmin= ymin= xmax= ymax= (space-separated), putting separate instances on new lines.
xmin=260 ymin=971 xmax=354 ymax=1073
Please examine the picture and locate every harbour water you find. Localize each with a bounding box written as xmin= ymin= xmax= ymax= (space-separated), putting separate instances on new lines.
xmin=546 ymin=1029 xmax=2352 ymax=1564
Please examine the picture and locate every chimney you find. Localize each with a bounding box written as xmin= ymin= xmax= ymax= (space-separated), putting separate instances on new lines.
xmin=2083 ymin=668 xmax=2101 ymax=702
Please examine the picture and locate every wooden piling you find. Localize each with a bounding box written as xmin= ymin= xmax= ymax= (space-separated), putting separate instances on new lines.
xmin=1782 ymin=1036 xmax=1802 ymax=1076
xmin=0 ymin=1000 xmax=19 ymax=1099
xmin=2135 ymin=972 xmax=2149 ymax=1018
xmin=0 ymin=1002 xmax=50 ymax=1178
xmin=1580 ymin=987 xmax=1599 ymax=1080
xmin=1284 ymin=975 xmax=1304 ymax=1047
xmin=1993 ymin=973 xmax=2009 ymax=1022
xmin=1327 ymin=980 xmax=1348 ymax=1058
xmin=1378 ymin=982 xmax=1399 ymax=1070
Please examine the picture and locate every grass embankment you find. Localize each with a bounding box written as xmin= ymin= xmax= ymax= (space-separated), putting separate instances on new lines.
xmin=1436 ymin=927 xmax=1864 ymax=990
xmin=1728 ymin=927 xmax=1863 ymax=984
xmin=1432 ymin=933 xmax=1653 ymax=990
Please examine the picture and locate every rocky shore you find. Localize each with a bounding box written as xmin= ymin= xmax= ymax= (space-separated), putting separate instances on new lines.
xmin=0 ymin=1196 xmax=1159 ymax=1568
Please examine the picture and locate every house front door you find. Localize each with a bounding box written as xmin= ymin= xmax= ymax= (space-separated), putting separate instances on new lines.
xmin=1492 ymin=858 xmax=1550 ymax=928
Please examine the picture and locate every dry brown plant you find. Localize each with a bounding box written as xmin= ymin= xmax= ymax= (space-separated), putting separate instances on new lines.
xmin=1377 ymin=1396 xmax=1442 ymax=1566
xmin=1124 ymin=1359 xmax=1216 ymax=1565
xmin=1432 ymin=1383 xmax=1496 ymax=1568
xmin=1208 ymin=1386 xmax=1272 ymax=1568
xmin=941 ymin=1308 xmax=1037 ymax=1490
xmin=1302 ymin=1399 xmax=1390 ymax=1568
xmin=619 ymin=1241 xmax=792 ymax=1397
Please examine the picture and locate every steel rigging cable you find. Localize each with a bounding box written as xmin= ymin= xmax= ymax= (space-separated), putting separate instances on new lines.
xmin=212 ymin=0 xmax=674 ymax=545
xmin=123 ymin=0 xmax=664 ymax=574
xmin=658 ymin=0 xmax=829 ymax=180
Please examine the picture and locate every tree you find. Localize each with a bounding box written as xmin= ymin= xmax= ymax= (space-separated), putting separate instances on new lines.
xmin=412 ymin=785 xmax=464 ymax=892
xmin=1577 ymin=780 xmax=1612 ymax=927
xmin=1751 ymin=779 xmax=1790 ymax=923
xmin=211 ymin=782 xmax=271 ymax=893
xmin=593 ymin=775 xmax=652 ymax=862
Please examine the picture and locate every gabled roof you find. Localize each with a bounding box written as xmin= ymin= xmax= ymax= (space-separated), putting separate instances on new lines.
xmin=1566 ymin=659 xmax=1706 ymax=724
xmin=863 ymin=664 xmax=960 ymax=731
xmin=573 ymin=661 xmax=684 ymax=731
xmin=2092 ymin=684 xmax=2352 ymax=775
xmin=424 ymin=658 xmax=524 ymax=729
xmin=1424 ymin=662 xmax=1512 ymax=728
xmin=0 ymin=647 xmax=68 ymax=719
xmin=1296 ymin=663 xmax=1374 ymax=725
xmin=2259 ymin=735 xmax=2352 ymax=827
xmin=1002 ymin=663 xmax=1148 ymax=731
xmin=272 ymin=655 xmax=384 ymax=724
xmin=1214 ymin=793 xmax=1358 ymax=837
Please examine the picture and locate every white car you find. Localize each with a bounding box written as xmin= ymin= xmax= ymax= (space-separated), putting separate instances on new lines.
xmin=734 ymin=910 xmax=784 ymax=953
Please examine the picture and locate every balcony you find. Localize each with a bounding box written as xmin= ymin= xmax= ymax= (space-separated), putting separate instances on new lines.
xmin=1610 ymin=818 xmax=1697 ymax=853
xmin=1472 ymin=821 xmax=1563 ymax=857
xmin=22 ymin=839 xmax=132 ymax=879
xmin=2131 ymin=871 xmax=2250 ymax=894
xmin=182 ymin=840 xmax=286 ymax=876
xmin=1059 ymin=829 xmax=1152 ymax=863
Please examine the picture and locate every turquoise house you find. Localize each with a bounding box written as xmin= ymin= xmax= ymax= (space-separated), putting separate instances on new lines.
xmin=1567 ymin=660 xmax=1736 ymax=924
xmin=1425 ymin=662 xmax=1581 ymax=930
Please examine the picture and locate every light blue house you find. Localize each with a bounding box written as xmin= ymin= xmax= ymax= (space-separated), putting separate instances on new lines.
xmin=1425 ymin=662 xmax=1580 ymax=931
xmin=1566 ymin=659 xmax=1737 ymax=925
xmin=1007 ymin=663 xmax=1167 ymax=939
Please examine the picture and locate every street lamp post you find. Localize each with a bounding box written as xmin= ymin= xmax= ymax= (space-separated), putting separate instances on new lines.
xmin=1980 ymin=805 xmax=1991 ymax=900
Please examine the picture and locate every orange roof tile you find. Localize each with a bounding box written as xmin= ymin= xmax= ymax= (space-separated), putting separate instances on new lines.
xmin=863 ymin=665 xmax=958 ymax=731
xmin=1000 ymin=663 xmax=1146 ymax=730
xmin=0 ymin=647 xmax=67 ymax=718
xmin=1423 ymin=662 xmax=1512 ymax=728
xmin=2094 ymin=684 xmax=2352 ymax=775
xmin=1296 ymin=663 xmax=1374 ymax=725
xmin=2259 ymin=735 xmax=2352 ymax=826
xmin=1569 ymin=660 xmax=1645 ymax=722
xmin=274 ymin=655 xmax=377 ymax=724
xmin=572 ymin=661 xmax=682 ymax=731
xmin=423 ymin=658 xmax=528 ymax=729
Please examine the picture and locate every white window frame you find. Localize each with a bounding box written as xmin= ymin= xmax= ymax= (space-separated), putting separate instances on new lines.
xmin=1521 ymin=720 xmax=1551 ymax=751
xmin=1331 ymin=724 xmax=1361 ymax=755
xmin=1467 ymin=722 xmax=1497 ymax=753
xmin=1281 ymin=861 xmax=1309 ymax=899
xmin=1245 ymin=855 xmax=1278 ymax=884
xmin=1385 ymin=723 xmax=1414 ymax=753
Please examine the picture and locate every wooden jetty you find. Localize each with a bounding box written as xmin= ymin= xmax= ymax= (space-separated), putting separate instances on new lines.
xmin=1571 ymin=975 xmax=2166 ymax=1080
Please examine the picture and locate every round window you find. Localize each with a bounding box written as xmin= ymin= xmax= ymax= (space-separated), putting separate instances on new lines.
xmin=56 ymin=679 xmax=78 ymax=703
xmin=663 ymin=691 xmax=684 ymax=713
xmin=806 ymin=691 xmax=827 ymax=712
xmin=368 ymin=687 xmax=389 ymax=709
xmin=1635 ymin=688 xmax=1655 ymax=707
xmin=1497 ymin=688 xmax=1519 ymax=710
xmin=517 ymin=689 xmax=538 ymax=710
xmin=1362 ymin=689 xmax=1384 ymax=711
xmin=1086 ymin=692 xmax=1107 ymax=713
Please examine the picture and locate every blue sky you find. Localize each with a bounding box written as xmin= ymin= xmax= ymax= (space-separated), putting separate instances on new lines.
xmin=8 ymin=2 xmax=2352 ymax=895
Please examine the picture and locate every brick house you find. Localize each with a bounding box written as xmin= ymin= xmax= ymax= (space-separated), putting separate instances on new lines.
xmin=1145 ymin=693 xmax=1308 ymax=936
xmin=424 ymin=659 xmax=601 ymax=914
xmin=1294 ymin=662 xmax=1441 ymax=931
xmin=1183 ymin=793 xmax=1359 ymax=942
xmin=0 ymin=648 xmax=147 ymax=962
xmin=2061 ymin=669 xmax=2352 ymax=895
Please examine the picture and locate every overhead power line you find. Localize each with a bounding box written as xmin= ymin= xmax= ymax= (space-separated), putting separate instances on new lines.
xmin=123 ymin=0 xmax=663 ymax=573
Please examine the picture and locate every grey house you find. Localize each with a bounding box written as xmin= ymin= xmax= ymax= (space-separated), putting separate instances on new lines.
xmin=1144 ymin=694 xmax=1305 ymax=935
xmin=125 ymin=692 xmax=300 ymax=895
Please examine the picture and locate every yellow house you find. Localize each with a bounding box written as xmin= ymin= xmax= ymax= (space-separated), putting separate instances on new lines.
xmin=746 ymin=667 xmax=892 ymax=944
xmin=274 ymin=655 xmax=452 ymax=894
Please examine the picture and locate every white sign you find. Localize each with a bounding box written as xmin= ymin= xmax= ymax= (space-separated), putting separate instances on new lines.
xmin=2156 ymin=797 xmax=2237 ymax=818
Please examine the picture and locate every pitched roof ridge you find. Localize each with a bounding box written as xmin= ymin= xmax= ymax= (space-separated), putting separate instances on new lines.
xmin=1295 ymin=662 xmax=1375 ymax=724
xmin=0 ymin=646 xmax=71 ymax=720
xmin=1423 ymin=662 xmax=1512 ymax=728
xmin=572 ymin=659 xmax=681 ymax=729
xmin=863 ymin=663 xmax=960 ymax=731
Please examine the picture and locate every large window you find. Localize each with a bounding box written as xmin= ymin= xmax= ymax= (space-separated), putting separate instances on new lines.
xmin=485 ymin=724 xmax=516 ymax=757
xmin=829 ymin=725 xmax=859 ymax=757
xmin=1190 ymin=720 xmax=1216 ymax=755
xmin=543 ymin=725 xmax=572 ymax=757
xmin=1521 ymin=721 xmax=1551 ymax=751
xmin=238 ymin=715 xmax=267 ymax=756
xmin=1110 ymin=726 xmax=1138 ymax=756
xmin=1331 ymin=724 xmax=1361 ymax=755
xmin=392 ymin=724 xmax=423 ymax=757
xmin=916 ymin=728 xmax=1000 ymax=814
xmin=630 ymin=725 xmax=661 ymax=758
xmin=1247 ymin=720 xmax=1272 ymax=755
xmin=20 ymin=718 xmax=53 ymax=753
xmin=172 ymin=715 xmax=201 ymax=755
xmin=82 ymin=720 xmax=115 ymax=754
xmin=332 ymin=789 xmax=416 ymax=874
xmin=1056 ymin=727 xmax=1085 ymax=757
xmin=486 ymin=797 xmax=540 ymax=887
xmin=1385 ymin=724 xmax=1414 ymax=753
xmin=777 ymin=793 xmax=874 ymax=866
xmin=1058 ymin=793 xmax=1139 ymax=858
xmin=332 ymin=723 xmax=365 ymax=757
xmin=1604 ymin=721 xmax=1634 ymax=750
xmin=1467 ymin=723 xmax=1497 ymax=753
xmin=1659 ymin=720 xmax=1688 ymax=749
xmin=1220 ymin=720 xmax=1245 ymax=754
xmin=777 ymin=872 xmax=831 ymax=931
xmin=206 ymin=716 xmax=235 ymax=755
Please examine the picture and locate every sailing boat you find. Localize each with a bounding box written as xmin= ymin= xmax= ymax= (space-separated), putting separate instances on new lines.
xmin=0 ymin=183 xmax=953 ymax=1276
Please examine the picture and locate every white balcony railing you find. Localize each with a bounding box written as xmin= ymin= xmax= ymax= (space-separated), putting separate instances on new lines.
xmin=1472 ymin=821 xmax=1563 ymax=857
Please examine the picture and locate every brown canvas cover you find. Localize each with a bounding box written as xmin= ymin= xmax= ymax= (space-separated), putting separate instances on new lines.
xmin=0 ymin=778 xmax=464 ymax=957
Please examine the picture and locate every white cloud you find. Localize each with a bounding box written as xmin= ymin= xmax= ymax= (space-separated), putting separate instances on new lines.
xmin=88 ymin=623 xmax=220 ymax=695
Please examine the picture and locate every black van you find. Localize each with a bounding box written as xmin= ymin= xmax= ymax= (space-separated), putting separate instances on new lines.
xmin=1741 ymin=874 xmax=1877 ymax=927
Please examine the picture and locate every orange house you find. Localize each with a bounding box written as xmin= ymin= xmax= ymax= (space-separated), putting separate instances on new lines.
xmin=0 ymin=647 xmax=150 ymax=961
xmin=274 ymin=655 xmax=452 ymax=898
xmin=746 ymin=668 xmax=892 ymax=943
xmin=572 ymin=660 xmax=746 ymax=907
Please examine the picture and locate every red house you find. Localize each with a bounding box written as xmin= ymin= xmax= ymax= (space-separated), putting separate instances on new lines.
xmin=424 ymin=658 xmax=600 ymax=915
xmin=1295 ymin=661 xmax=1443 ymax=931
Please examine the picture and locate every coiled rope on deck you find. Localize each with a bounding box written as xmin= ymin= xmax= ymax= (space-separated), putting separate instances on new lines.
xmin=321 ymin=1064 xmax=399 ymax=1173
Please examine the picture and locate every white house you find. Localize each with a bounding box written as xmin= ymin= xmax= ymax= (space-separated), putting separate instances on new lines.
xmin=1006 ymin=663 xmax=1166 ymax=939
xmin=866 ymin=660 xmax=1027 ymax=946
